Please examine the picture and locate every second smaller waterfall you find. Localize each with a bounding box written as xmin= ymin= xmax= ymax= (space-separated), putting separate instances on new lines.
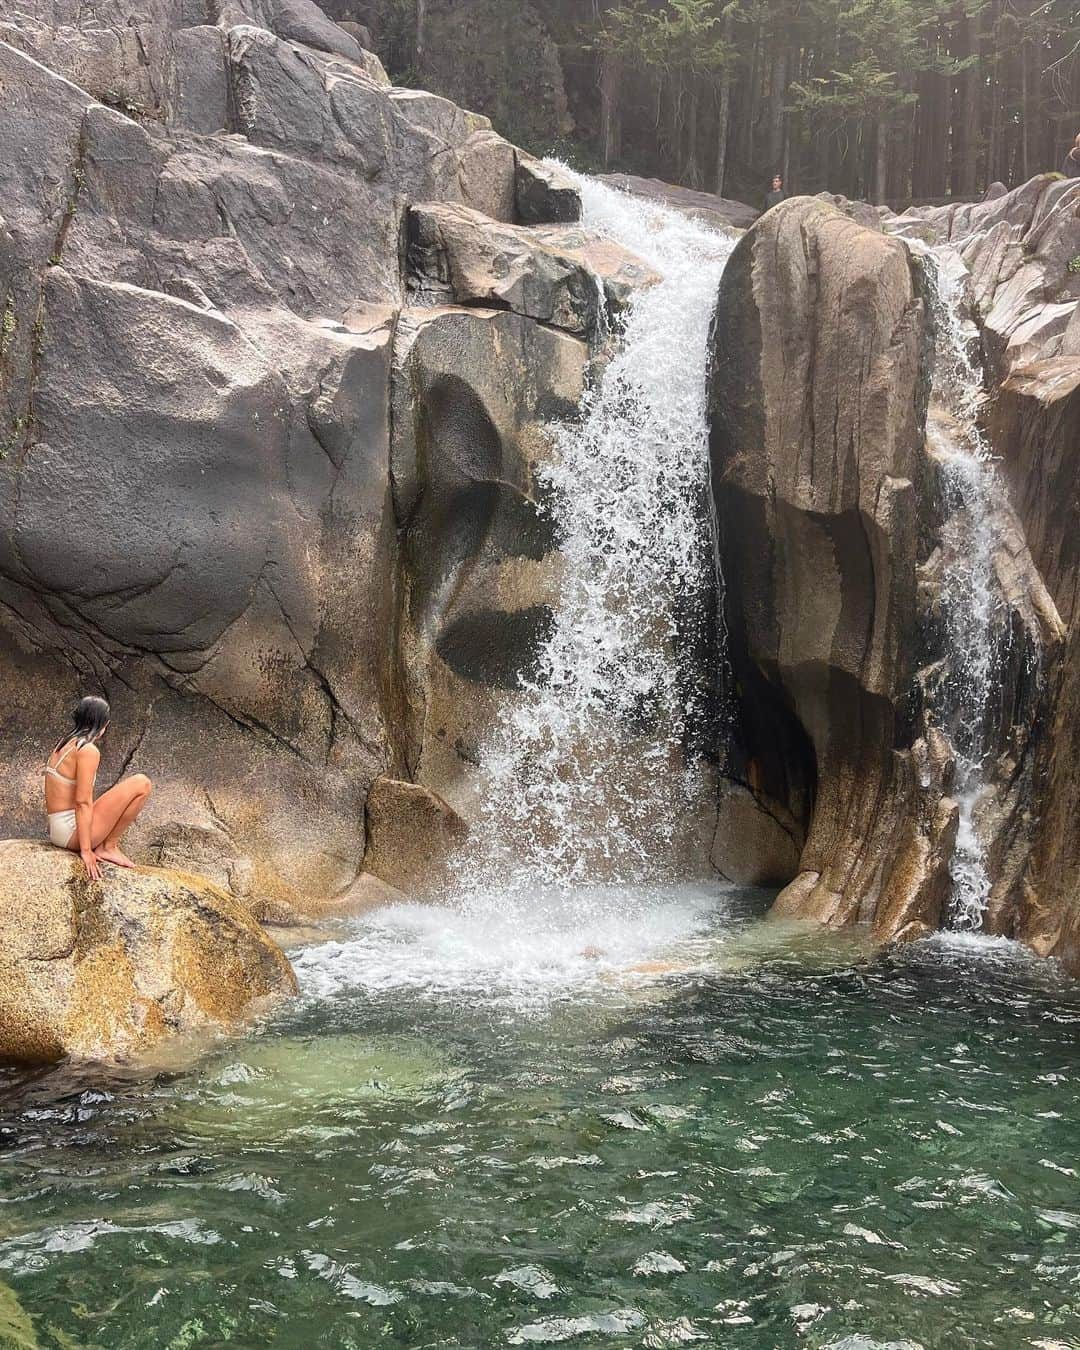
xmin=923 ymin=252 xmax=1002 ymax=931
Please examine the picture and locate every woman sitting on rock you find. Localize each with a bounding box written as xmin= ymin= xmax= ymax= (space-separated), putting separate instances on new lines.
xmin=44 ymin=695 xmax=152 ymax=879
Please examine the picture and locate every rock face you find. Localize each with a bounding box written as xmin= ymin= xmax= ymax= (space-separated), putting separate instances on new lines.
xmin=882 ymin=176 xmax=1080 ymax=971
xmin=711 ymin=185 xmax=1080 ymax=973
xmin=598 ymin=173 xmax=758 ymax=232
xmin=885 ymin=175 xmax=1080 ymax=384
xmin=0 ymin=841 xmax=297 ymax=1063
xmin=986 ymin=359 xmax=1080 ymax=972
xmin=7 ymin=2 xmax=1080 ymax=973
xmin=0 ymin=0 xmax=635 ymax=914
xmin=710 ymin=198 xmax=953 ymax=940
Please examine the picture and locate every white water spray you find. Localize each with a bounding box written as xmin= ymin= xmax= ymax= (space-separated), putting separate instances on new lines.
xmin=454 ymin=174 xmax=737 ymax=905
xmin=923 ymin=251 xmax=1000 ymax=931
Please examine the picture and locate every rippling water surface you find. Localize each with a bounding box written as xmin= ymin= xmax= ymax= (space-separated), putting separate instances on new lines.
xmin=2 ymin=890 xmax=1080 ymax=1349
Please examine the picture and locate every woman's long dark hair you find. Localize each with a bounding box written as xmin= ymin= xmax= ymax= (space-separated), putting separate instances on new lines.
xmin=53 ymin=696 xmax=110 ymax=754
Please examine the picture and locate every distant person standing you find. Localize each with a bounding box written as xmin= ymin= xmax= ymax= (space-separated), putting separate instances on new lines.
xmin=765 ymin=173 xmax=787 ymax=207
xmin=1062 ymin=133 xmax=1080 ymax=177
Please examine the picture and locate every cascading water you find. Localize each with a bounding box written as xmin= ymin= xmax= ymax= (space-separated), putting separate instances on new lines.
xmin=298 ymin=178 xmax=736 ymax=1003
xmin=923 ymin=250 xmax=1002 ymax=931
xmin=454 ymin=173 xmax=737 ymax=906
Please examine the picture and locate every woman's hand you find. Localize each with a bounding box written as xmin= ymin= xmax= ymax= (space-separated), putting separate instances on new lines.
xmin=81 ymin=848 xmax=102 ymax=881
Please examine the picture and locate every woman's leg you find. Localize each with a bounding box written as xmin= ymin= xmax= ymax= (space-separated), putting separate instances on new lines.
xmin=80 ymin=774 xmax=153 ymax=867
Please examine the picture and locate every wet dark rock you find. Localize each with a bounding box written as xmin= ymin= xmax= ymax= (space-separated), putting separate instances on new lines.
xmin=516 ymin=155 xmax=582 ymax=224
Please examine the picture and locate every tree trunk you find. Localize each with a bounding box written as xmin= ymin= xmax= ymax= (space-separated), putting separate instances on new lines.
xmin=782 ymin=115 xmax=791 ymax=190
xmin=715 ymin=72 xmax=731 ymax=196
xmin=744 ymin=18 xmax=763 ymax=166
xmin=924 ymin=67 xmax=948 ymax=197
xmin=768 ymin=44 xmax=788 ymax=171
xmin=890 ymin=78 xmax=916 ymax=203
xmin=912 ymin=70 xmax=931 ymax=197
xmin=415 ymin=0 xmax=426 ymax=71
xmin=814 ymin=120 xmax=832 ymax=195
xmin=873 ymin=117 xmax=888 ymax=204
xmin=1020 ymin=37 xmax=1029 ymax=181
xmin=685 ymin=85 xmax=701 ymax=188
xmin=988 ymin=0 xmax=1003 ymax=183
xmin=663 ymin=72 xmax=683 ymax=181
xmin=599 ymin=49 xmax=622 ymax=168
xmin=958 ymin=11 xmax=980 ymax=196
xmin=714 ymin=11 xmax=734 ymax=196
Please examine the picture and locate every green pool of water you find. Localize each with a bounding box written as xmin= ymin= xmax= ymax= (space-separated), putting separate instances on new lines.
xmin=1 ymin=887 xmax=1079 ymax=1349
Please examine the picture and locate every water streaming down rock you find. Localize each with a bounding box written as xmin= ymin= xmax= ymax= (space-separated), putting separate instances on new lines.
xmin=455 ymin=175 xmax=736 ymax=904
xmin=923 ymin=250 xmax=1004 ymax=931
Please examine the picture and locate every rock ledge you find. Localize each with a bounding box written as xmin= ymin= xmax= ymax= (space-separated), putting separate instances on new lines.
xmin=0 ymin=841 xmax=297 ymax=1064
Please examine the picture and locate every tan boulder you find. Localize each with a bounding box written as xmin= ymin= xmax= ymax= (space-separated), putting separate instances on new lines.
xmin=0 ymin=841 xmax=297 ymax=1064
xmin=361 ymin=777 xmax=468 ymax=896
xmin=406 ymin=202 xmax=603 ymax=335
xmin=405 ymin=202 xmax=661 ymax=335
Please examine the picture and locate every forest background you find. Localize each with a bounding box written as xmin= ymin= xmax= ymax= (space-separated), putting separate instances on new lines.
xmin=324 ymin=0 xmax=1080 ymax=206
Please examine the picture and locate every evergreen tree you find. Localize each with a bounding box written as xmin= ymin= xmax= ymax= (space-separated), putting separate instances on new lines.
xmin=353 ymin=0 xmax=1080 ymax=203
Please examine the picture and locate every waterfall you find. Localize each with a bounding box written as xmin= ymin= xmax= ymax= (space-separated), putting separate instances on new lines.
xmin=923 ymin=250 xmax=1001 ymax=931
xmin=455 ymin=175 xmax=736 ymax=905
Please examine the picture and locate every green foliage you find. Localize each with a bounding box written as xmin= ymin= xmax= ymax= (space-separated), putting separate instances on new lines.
xmin=363 ymin=0 xmax=1080 ymax=199
xmin=101 ymin=88 xmax=146 ymax=119
xmin=0 ymin=1279 xmax=38 ymax=1348
xmin=0 ymin=294 xmax=15 ymax=355
xmin=593 ymin=0 xmax=732 ymax=77
xmin=790 ymin=58 xmax=915 ymax=123
xmin=1067 ymin=253 xmax=1080 ymax=273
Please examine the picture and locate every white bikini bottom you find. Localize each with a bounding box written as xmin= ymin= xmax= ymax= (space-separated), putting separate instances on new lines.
xmin=47 ymin=809 xmax=77 ymax=848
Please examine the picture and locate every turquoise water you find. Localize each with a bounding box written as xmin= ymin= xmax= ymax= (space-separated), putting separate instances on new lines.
xmin=2 ymin=887 xmax=1080 ymax=1349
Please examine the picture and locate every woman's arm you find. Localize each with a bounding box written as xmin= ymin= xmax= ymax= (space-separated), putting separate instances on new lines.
xmin=74 ymin=744 xmax=101 ymax=880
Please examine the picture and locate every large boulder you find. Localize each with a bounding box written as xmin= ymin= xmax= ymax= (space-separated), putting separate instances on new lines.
xmin=0 ymin=842 xmax=297 ymax=1064
xmin=709 ymin=197 xmax=945 ymax=933
xmin=597 ymin=173 xmax=758 ymax=232
xmin=390 ymin=304 xmax=587 ymax=809
xmin=708 ymin=185 xmax=1075 ymax=962
xmin=516 ymin=156 xmax=582 ymax=225
xmin=986 ymin=359 xmax=1080 ymax=972
xmin=406 ymin=202 xmax=601 ymax=334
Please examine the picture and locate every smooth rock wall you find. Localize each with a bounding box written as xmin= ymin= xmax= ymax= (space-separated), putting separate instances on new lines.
xmin=710 ymin=198 xmax=954 ymax=940
xmin=0 ymin=0 xmax=604 ymax=914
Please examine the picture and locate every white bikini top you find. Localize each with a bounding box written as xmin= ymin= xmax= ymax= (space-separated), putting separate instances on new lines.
xmin=44 ymin=741 xmax=79 ymax=784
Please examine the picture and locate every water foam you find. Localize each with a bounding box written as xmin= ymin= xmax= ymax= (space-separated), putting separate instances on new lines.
xmin=292 ymin=883 xmax=723 ymax=1011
